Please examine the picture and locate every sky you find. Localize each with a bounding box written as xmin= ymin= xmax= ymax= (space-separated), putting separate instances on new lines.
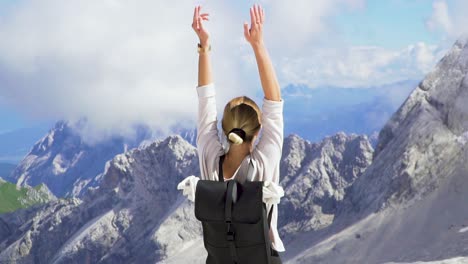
xmin=0 ymin=0 xmax=466 ymax=143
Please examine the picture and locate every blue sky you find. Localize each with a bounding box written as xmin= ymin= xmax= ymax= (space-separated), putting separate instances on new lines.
xmin=335 ymin=1 xmax=438 ymax=49
xmin=0 ymin=0 xmax=466 ymax=138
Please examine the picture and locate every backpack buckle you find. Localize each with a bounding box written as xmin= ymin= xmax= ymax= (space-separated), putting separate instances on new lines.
xmin=226 ymin=221 xmax=235 ymax=241
xmin=226 ymin=231 xmax=235 ymax=241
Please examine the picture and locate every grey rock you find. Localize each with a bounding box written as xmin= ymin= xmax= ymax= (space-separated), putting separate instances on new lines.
xmin=0 ymin=135 xmax=200 ymax=264
xmin=279 ymin=133 xmax=373 ymax=238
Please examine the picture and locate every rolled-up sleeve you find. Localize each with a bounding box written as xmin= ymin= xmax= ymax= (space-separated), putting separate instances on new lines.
xmin=196 ymin=83 xmax=223 ymax=181
xmin=251 ymin=97 xmax=284 ymax=183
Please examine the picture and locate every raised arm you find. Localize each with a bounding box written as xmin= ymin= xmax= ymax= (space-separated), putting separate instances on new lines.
xmin=192 ymin=5 xmax=212 ymax=87
xmin=244 ymin=4 xmax=284 ymax=183
xmin=192 ymin=5 xmax=223 ymax=181
xmin=243 ymin=4 xmax=281 ymax=102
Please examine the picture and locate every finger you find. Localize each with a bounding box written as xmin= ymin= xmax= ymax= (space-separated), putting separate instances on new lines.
xmin=198 ymin=17 xmax=204 ymax=30
xmin=243 ymin=21 xmax=250 ymax=39
xmin=196 ymin=5 xmax=200 ymax=29
xmin=193 ymin=6 xmax=197 ymax=22
xmin=250 ymin=6 xmax=255 ymax=28
xmin=200 ymin=13 xmax=209 ymax=20
xmin=260 ymin=6 xmax=264 ymax=23
xmin=254 ymin=4 xmax=260 ymax=23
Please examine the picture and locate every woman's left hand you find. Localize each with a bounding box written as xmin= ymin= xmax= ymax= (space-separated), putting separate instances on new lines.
xmin=192 ymin=5 xmax=210 ymax=46
xmin=244 ymin=4 xmax=265 ymax=48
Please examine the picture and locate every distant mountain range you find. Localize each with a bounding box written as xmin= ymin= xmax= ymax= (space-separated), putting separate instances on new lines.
xmin=278 ymin=80 xmax=418 ymax=143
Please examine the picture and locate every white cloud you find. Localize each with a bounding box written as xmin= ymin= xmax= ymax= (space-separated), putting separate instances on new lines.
xmin=0 ymin=0 xmax=249 ymax=144
xmin=426 ymin=1 xmax=452 ymax=34
xmin=260 ymin=42 xmax=444 ymax=88
xmin=260 ymin=0 xmax=365 ymax=56
xmin=0 ymin=0 xmax=369 ymax=144
xmin=426 ymin=0 xmax=468 ymax=39
xmin=0 ymin=0 xmax=449 ymax=144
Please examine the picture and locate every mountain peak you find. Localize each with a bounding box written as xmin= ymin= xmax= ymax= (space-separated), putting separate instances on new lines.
xmin=342 ymin=38 xmax=468 ymax=217
xmin=375 ymin=37 xmax=468 ymax=157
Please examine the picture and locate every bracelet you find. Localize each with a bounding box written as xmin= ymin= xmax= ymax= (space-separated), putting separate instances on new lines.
xmin=197 ymin=43 xmax=211 ymax=53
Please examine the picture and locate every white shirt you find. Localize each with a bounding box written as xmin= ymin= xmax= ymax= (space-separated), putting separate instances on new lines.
xmin=196 ymin=82 xmax=286 ymax=252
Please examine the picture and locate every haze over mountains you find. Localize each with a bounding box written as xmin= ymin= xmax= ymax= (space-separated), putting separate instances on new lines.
xmin=0 ymin=79 xmax=417 ymax=167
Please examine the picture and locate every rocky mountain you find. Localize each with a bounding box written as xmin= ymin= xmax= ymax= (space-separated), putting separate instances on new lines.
xmin=10 ymin=120 xmax=144 ymax=198
xmin=0 ymin=131 xmax=372 ymax=263
xmin=278 ymin=132 xmax=373 ymax=238
xmin=283 ymin=38 xmax=468 ymax=263
xmin=9 ymin=119 xmax=199 ymax=199
xmin=0 ymin=135 xmax=200 ymax=263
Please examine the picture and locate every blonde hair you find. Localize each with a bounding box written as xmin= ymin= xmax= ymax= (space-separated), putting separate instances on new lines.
xmin=222 ymin=96 xmax=261 ymax=145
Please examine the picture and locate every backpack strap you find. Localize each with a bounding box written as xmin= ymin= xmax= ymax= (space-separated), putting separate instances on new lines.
xmin=218 ymin=154 xmax=225 ymax=182
xmin=225 ymin=180 xmax=238 ymax=263
xmin=268 ymin=204 xmax=274 ymax=229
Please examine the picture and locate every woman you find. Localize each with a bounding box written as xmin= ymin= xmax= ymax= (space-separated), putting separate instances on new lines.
xmin=192 ymin=3 xmax=285 ymax=259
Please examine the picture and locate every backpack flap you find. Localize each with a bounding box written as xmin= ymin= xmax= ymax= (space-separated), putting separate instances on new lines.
xmin=231 ymin=181 xmax=263 ymax=223
xmin=195 ymin=180 xmax=228 ymax=221
xmin=194 ymin=179 xmax=264 ymax=224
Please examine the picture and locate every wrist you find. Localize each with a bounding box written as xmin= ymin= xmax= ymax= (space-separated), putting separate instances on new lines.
xmin=251 ymin=41 xmax=265 ymax=52
xmin=199 ymin=39 xmax=210 ymax=47
xmin=198 ymin=42 xmax=211 ymax=54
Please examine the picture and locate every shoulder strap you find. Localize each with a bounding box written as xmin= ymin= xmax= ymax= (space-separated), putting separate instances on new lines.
xmin=218 ymin=154 xmax=225 ymax=182
xmin=246 ymin=157 xmax=254 ymax=181
xmin=268 ymin=204 xmax=274 ymax=229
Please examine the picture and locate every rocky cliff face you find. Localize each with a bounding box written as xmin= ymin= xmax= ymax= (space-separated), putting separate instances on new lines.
xmin=0 ymin=135 xmax=200 ymax=263
xmin=10 ymin=120 xmax=198 ymax=198
xmin=278 ymin=133 xmax=373 ymax=238
xmin=0 ymin=130 xmax=373 ymax=263
xmin=285 ymin=38 xmax=468 ymax=264
xmin=343 ymin=38 xmax=468 ymax=216
xmin=11 ymin=120 xmax=146 ymax=198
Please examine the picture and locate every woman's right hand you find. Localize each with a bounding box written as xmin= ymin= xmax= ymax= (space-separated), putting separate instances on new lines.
xmin=192 ymin=5 xmax=210 ymax=46
xmin=244 ymin=4 xmax=265 ymax=48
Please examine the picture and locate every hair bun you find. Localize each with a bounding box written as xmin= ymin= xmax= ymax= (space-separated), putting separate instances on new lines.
xmin=228 ymin=132 xmax=244 ymax=145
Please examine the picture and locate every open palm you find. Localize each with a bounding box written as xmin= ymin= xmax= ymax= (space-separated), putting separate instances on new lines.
xmin=192 ymin=5 xmax=210 ymax=45
xmin=244 ymin=4 xmax=265 ymax=47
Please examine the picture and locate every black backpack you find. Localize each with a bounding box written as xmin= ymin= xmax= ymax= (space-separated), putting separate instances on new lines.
xmin=195 ymin=154 xmax=281 ymax=264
